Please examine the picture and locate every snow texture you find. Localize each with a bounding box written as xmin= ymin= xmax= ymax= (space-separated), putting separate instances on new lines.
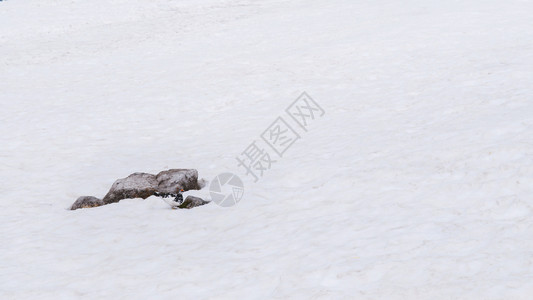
xmin=1 ymin=0 xmax=533 ymax=299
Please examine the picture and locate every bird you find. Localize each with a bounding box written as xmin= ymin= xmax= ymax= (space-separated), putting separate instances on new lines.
xmin=153 ymin=188 xmax=185 ymax=208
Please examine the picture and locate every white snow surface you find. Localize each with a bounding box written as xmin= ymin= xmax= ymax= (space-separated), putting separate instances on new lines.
xmin=1 ymin=0 xmax=533 ymax=299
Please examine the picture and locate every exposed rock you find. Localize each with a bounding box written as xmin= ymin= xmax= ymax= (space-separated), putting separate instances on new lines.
xmin=102 ymin=172 xmax=158 ymax=204
xmin=71 ymin=196 xmax=104 ymax=210
xmin=72 ymin=169 xmax=205 ymax=210
xmin=156 ymin=169 xmax=200 ymax=193
xmin=178 ymin=195 xmax=209 ymax=209
xmin=197 ymin=178 xmax=208 ymax=189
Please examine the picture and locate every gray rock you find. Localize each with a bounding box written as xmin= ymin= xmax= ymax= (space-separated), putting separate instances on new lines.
xmin=102 ymin=172 xmax=158 ymax=204
xmin=156 ymin=169 xmax=200 ymax=193
xmin=197 ymin=178 xmax=208 ymax=189
xmin=71 ymin=196 xmax=104 ymax=210
xmin=71 ymin=169 xmax=204 ymax=210
xmin=178 ymin=195 xmax=209 ymax=209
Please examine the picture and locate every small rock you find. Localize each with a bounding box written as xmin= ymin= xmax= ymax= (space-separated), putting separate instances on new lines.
xmin=178 ymin=195 xmax=209 ymax=209
xmin=102 ymin=172 xmax=158 ymax=204
xmin=71 ymin=196 xmax=104 ymax=210
xmin=156 ymin=169 xmax=200 ymax=193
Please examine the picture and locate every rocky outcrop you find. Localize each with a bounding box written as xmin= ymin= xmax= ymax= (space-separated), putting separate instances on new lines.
xmin=102 ymin=172 xmax=158 ymax=204
xmin=72 ymin=169 xmax=204 ymax=210
xmin=156 ymin=169 xmax=200 ymax=193
xmin=178 ymin=195 xmax=209 ymax=209
xmin=71 ymin=196 xmax=104 ymax=210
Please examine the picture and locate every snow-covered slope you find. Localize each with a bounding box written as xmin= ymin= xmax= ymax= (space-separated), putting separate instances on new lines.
xmin=1 ymin=0 xmax=532 ymax=298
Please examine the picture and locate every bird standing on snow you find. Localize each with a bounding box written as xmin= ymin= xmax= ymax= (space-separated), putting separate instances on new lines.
xmin=153 ymin=188 xmax=185 ymax=205
xmin=174 ymin=189 xmax=184 ymax=204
